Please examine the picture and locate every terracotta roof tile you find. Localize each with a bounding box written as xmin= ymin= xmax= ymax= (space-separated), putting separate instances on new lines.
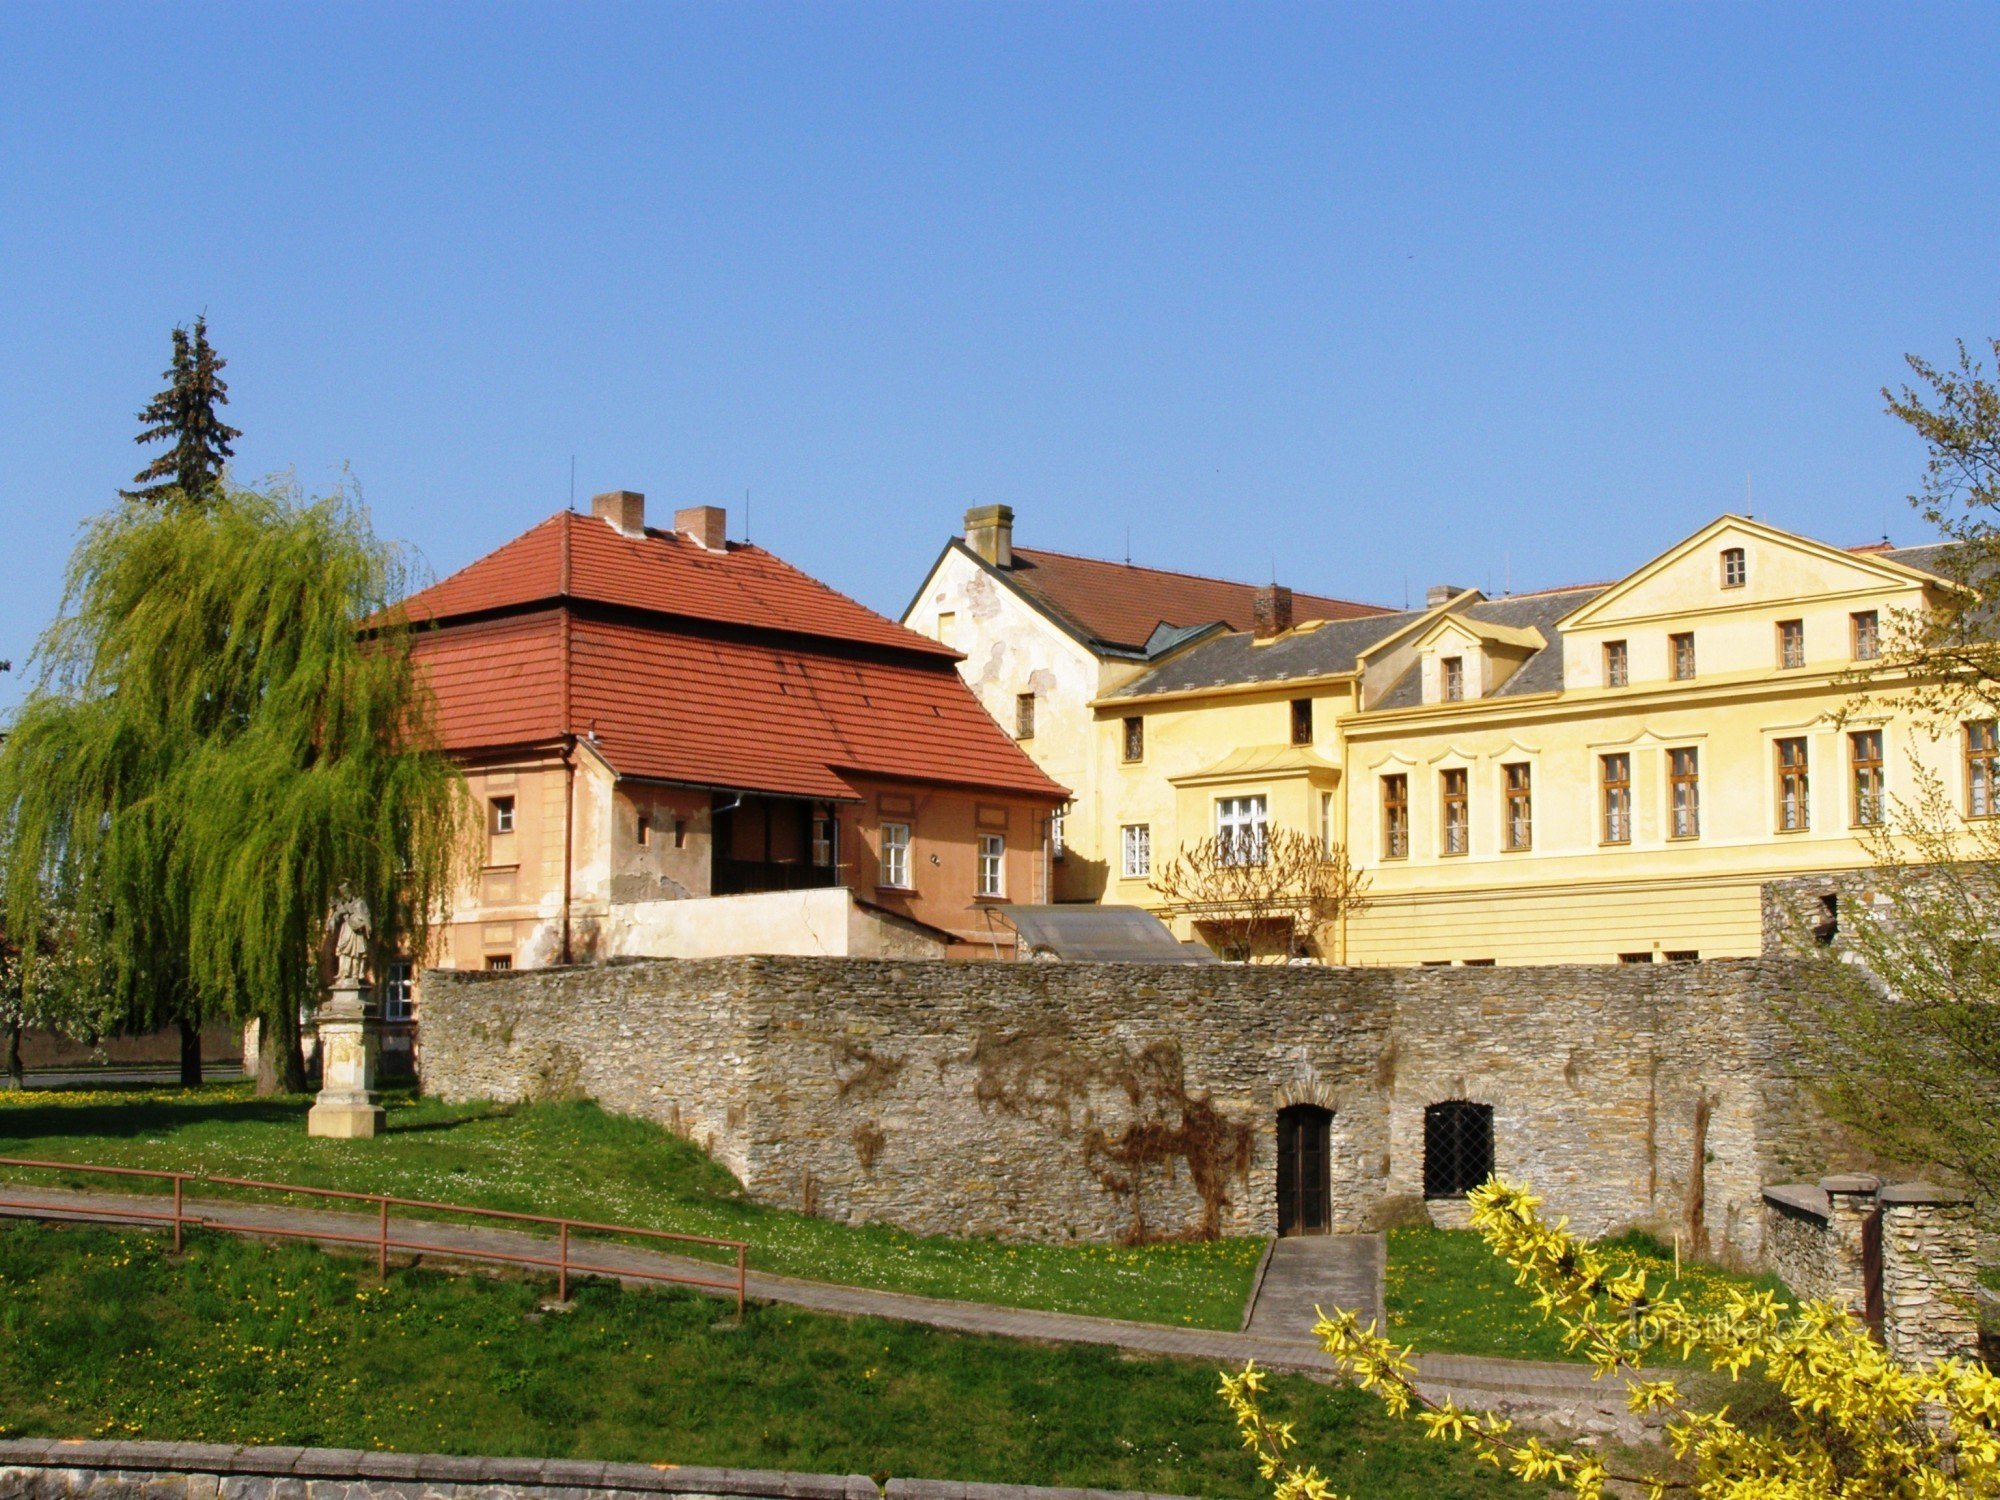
xmin=1003 ymin=546 xmax=1389 ymax=652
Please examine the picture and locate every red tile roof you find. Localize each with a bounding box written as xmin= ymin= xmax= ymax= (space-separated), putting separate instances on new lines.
xmin=408 ymin=512 xmax=1064 ymax=803
xmin=1001 ymin=547 xmax=1389 ymax=651
xmin=406 ymin=511 xmax=957 ymax=659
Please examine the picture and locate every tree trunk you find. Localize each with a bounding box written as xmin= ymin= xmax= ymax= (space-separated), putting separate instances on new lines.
xmin=178 ymin=1015 xmax=203 ymax=1088
xmin=3 ymin=1021 xmax=21 ymax=1089
xmin=256 ymin=1005 xmax=310 ymax=1096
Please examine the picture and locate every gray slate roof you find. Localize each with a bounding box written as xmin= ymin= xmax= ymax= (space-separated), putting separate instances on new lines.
xmin=1104 ymin=608 xmax=1429 ymax=699
xmin=1371 ymin=586 xmax=1606 ymax=709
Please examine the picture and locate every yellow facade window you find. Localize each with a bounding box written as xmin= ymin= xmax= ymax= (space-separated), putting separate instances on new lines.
xmin=1381 ymin=774 xmax=1409 ymax=860
xmin=1777 ymin=619 xmax=1805 ymax=670
xmin=1851 ymin=610 xmax=1879 ymax=662
xmin=1721 ymin=547 xmax=1747 ymax=588
xmin=1604 ymin=640 xmax=1629 ymax=688
xmin=1015 ymin=692 xmax=1036 ymax=740
xmin=1502 ymin=762 xmax=1532 ymax=851
xmin=1669 ymin=747 xmax=1701 ymax=839
xmin=1121 ymin=716 xmax=1144 ymax=763
xmin=1291 ymin=698 xmax=1313 ymax=746
xmin=1670 ymin=632 xmax=1696 ymax=681
xmin=1441 ymin=656 xmax=1465 ymax=702
xmin=1967 ymin=722 xmax=1998 ymax=818
xmin=1440 ymin=768 xmax=1469 ymax=856
xmin=1849 ymin=730 xmax=1884 ymax=828
xmin=1776 ymin=737 xmax=1810 ymax=832
xmin=1601 ymin=753 xmax=1632 ymax=844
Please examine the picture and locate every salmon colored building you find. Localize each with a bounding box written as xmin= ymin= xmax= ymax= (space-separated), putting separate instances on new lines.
xmin=402 ymin=489 xmax=1068 ymax=984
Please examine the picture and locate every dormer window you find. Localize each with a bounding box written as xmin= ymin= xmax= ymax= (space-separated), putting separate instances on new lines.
xmin=1441 ymin=656 xmax=1465 ymax=702
xmin=1721 ymin=548 xmax=1747 ymax=588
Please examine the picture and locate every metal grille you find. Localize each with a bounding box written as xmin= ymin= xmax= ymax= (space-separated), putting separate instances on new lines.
xmin=1423 ymin=1100 xmax=1494 ymax=1199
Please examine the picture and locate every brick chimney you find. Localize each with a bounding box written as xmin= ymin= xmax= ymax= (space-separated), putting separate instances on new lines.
xmin=1253 ymin=584 xmax=1293 ymax=639
xmin=675 ymin=505 xmax=727 ymax=551
xmin=592 ymin=490 xmax=646 ymax=537
xmin=1426 ymin=583 xmax=1468 ymax=609
xmin=964 ymin=504 xmax=1014 ymax=568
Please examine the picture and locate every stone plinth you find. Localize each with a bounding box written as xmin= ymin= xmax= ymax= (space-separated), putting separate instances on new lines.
xmin=307 ymin=987 xmax=384 ymax=1139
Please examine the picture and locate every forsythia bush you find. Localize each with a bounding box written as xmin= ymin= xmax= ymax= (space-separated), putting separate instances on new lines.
xmin=1220 ymin=1179 xmax=2000 ymax=1500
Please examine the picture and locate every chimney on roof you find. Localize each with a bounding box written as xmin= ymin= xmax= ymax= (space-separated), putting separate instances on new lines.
xmin=964 ymin=504 xmax=1014 ymax=568
xmin=676 ymin=505 xmax=727 ymax=551
xmin=1253 ymin=584 xmax=1293 ymax=639
xmin=592 ymin=490 xmax=646 ymax=536
xmin=1426 ymin=583 xmax=1467 ymax=609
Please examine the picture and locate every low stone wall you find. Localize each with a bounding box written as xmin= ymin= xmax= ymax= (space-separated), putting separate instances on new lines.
xmin=0 ymin=1441 xmax=1185 ymax=1500
xmin=421 ymin=956 xmax=1839 ymax=1255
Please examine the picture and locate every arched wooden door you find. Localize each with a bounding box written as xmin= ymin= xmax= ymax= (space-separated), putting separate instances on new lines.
xmin=1276 ymin=1105 xmax=1332 ymax=1236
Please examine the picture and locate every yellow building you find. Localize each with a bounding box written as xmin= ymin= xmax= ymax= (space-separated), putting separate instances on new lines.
xmin=1076 ymin=514 xmax=1972 ymax=964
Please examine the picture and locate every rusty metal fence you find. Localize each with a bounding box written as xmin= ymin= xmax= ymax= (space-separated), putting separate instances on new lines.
xmin=0 ymin=1155 xmax=749 ymax=1313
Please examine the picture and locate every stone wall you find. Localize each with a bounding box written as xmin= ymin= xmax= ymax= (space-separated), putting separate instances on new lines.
xmin=0 ymin=1441 xmax=1185 ymax=1500
xmin=422 ymin=956 xmax=1838 ymax=1255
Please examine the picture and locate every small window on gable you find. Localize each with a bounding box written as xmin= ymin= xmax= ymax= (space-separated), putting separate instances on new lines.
xmin=1290 ymin=698 xmax=1313 ymax=746
xmin=1441 ymin=656 xmax=1465 ymax=702
xmin=935 ymin=611 xmax=957 ymax=648
xmin=1015 ymin=692 xmax=1036 ymax=740
xmin=1721 ymin=547 xmax=1747 ymax=588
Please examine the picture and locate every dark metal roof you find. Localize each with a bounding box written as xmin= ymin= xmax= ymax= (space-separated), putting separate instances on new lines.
xmin=1105 ymin=609 xmax=1429 ymax=699
xmin=998 ymin=904 xmax=1221 ymax=963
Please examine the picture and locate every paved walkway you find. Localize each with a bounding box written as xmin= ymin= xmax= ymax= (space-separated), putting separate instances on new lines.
xmin=1243 ymin=1233 xmax=1386 ymax=1342
xmin=0 ymin=1183 xmax=1609 ymax=1402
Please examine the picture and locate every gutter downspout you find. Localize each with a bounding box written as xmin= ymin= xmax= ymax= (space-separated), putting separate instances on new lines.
xmin=560 ymin=513 xmax=575 ymax=966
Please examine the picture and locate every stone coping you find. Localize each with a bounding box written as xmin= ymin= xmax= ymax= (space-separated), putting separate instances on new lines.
xmin=1762 ymin=1184 xmax=1830 ymax=1220
xmin=1879 ymin=1181 xmax=1970 ymax=1207
xmin=0 ymin=1442 xmax=1194 ymax=1500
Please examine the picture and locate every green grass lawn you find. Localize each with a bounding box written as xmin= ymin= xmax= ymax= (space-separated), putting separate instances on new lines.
xmin=0 ymin=1222 xmax=1520 ymax=1500
xmin=0 ymin=1083 xmax=1262 ymax=1328
xmin=1385 ymin=1225 xmax=1791 ymax=1363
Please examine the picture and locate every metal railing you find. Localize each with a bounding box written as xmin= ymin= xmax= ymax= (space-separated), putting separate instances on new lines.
xmin=0 ymin=1156 xmax=748 ymax=1313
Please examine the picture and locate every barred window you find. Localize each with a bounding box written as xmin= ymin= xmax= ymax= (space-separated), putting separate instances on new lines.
xmin=1015 ymin=692 xmax=1036 ymax=739
xmin=1424 ymin=1100 xmax=1495 ymax=1199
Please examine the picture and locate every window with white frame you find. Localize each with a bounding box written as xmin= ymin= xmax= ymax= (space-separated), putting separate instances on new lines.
xmin=977 ymin=834 xmax=1005 ymax=897
xmin=383 ymin=962 xmax=415 ymax=1021
xmin=1121 ymin=823 xmax=1151 ymax=879
xmin=1216 ymin=795 xmax=1268 ymax=865
xmin=880 ymin=822 xmax=912 ymax=888
xmin=1049 ymin=810 xmax=1066 ymax=861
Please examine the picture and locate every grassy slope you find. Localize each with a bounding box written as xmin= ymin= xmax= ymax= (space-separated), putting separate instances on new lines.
xmin=0 ymin=1084 xmax=1262 ymax=1328
xmin=1386 ymin=1225 xmax=1790 ymax=1362
xmin=0 ymin=1223 xmax=1519 ymax=1500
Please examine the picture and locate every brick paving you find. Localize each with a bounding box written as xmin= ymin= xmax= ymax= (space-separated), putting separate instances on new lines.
xmin=0 ymin=1184 xmax=1608 ymax=1400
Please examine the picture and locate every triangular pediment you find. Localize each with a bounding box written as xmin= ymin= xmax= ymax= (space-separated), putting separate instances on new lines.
xmin=1558 ymin=515 xmax=1947 ymax=631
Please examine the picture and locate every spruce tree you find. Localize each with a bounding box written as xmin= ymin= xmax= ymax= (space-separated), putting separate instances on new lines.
xmin=123 ymin=316 xmax=241 ymax=507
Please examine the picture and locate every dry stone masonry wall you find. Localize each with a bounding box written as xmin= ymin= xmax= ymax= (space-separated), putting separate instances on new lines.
xmin=422 ymin=956 xmax=1838 ymax=1256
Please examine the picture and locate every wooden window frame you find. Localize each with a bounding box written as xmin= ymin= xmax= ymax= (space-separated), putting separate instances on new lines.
xmin=1121 ymin=715 xmax=1144 ymax=764
xmin=1441 ymin=656 xmax=1465 ymax=702
xmin=1851 ymin=610 xmax=1879 ymax=662
xmin=879 ymin=822 xmax=913 ymax=889
xmin=1777 ymin=619 xmax=1805 ymax=670
xmin=1670 ymin=632 xmax=1696 ymax=682
xmin=1668 ymin=747 xmax=1701 ymax=839
xmin=1439 ymin=767 xmax=1469 ymax=856
xmin=1849 ymin=729 xmax=1884 ymax=828
xmin=1604 ymin=640 xmax=1629 ymax=688
xmin=1966 ymin=722 xmax=1998 ymax=819
xmin=1502 ymin=762 xmax=1532 ymax=852
xmin=1776 ymin=736 xmax=1810 ymax=832
xmin=1015 ymin=692 xmax=1036 ymax=740
xmin=976 ymin=833 xmax=1006 ymax=898
xmin=1721 ymin=547 xmax=1747 ymax=588
xmin=1290 ymin=697 xmax=1314 ymax=746
xmin=1601 ymin=753 xmax=1632 ymax=844
xmin=1381 ymin=774 xmax=1410 ymax=860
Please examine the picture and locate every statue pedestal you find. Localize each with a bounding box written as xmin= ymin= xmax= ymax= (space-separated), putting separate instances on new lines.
xmin=307 ymin=986 xmax=384 ymax=1139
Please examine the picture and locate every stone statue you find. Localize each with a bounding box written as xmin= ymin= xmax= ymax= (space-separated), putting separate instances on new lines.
xmin=329 ymin=891 xmax=372 ymax=991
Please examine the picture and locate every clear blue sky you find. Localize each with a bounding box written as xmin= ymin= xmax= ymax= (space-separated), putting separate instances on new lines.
xmin=4 ymin=5 xmax=1997 ymax=709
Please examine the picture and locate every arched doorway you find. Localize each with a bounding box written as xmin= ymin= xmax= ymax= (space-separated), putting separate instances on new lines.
xmin=1276 ymin=1104 xmax=1332 ymax=1235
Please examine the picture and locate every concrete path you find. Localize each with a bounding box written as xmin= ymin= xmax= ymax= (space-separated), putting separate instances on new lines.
xmin=1243 ymin=1233 xmax=1386 ymax=1342
xmin=0 ymin=1183 xmax=1610 ymax=1404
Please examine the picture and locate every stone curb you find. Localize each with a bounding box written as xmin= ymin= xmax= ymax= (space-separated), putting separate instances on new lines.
xmin=1236 ymin=1239 xmax=1276 ymax=1333
xmin=0 ymin=1443 xmax=1191 ymax=1500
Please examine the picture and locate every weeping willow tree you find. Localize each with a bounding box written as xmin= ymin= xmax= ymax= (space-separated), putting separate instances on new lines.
xmin=0 ymin=481 xmax=470 ymax=1093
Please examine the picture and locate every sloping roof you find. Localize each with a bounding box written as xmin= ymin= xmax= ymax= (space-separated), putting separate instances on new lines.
xmin=405 ymin=511 xmax=957 ymax=660
xmin=999 ymin=905 xmax=1221 ymax=963
xmin=408 ymin=511 xmax=1065 ymax=803
xmin=1001 ymin=546 xmax=1389 ymax=654
xmin=1104 ymin=609 xmax=1429 ymax=699
xmin=1370 ymin=586 xmax=1606 ymax=710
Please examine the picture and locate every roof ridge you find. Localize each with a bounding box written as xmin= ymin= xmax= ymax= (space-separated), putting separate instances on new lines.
xmin=1009 ymin=544 xmax=1387 ymax=609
